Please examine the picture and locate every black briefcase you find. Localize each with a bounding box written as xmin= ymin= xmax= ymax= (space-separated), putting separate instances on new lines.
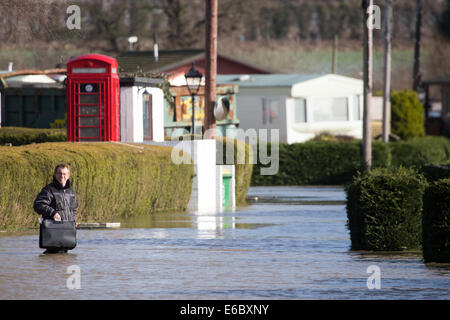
xmin=39 ymin=219 xmax=77 ymax=250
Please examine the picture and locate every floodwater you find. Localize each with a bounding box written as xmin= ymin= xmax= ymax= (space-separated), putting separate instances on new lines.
xmin=0 ymin=186 xmax=449 ymax=300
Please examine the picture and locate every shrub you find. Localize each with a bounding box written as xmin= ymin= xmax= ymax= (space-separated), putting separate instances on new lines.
xmin=420 ymin=163 xmax=450 ymax=182
xmin=422 ymin=179 xmax=450 ymax=263
xmin=0 ymin=126 xmax=66 ymax=146
xmin=391 ymin=89 xmax=425 ymax=140
xmin=389 ymin=136 xmax=450 ymax=168
xmin=251 ymin=140 xmax=391 ymax=186
xmin=346 ymin=167 xmax=427 ymax=251
xmin=217 ymin=136 xmax=253 ymax=206
xmin=0 ymin=142 xmax=193 ymax=230
xmin=309 ymin=132 xmax=356 ymax=142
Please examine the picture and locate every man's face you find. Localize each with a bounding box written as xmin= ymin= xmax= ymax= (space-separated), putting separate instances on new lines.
xmin=54 ymin=167 xmax=70 ymax=187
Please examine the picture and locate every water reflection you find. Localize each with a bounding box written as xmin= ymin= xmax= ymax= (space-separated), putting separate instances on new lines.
xmin=117 ymin=209 xmax=265 ymax=240
xmin=195 ymin=213 xmax=236 ymax=239
xmin=118 ymin=212 xmax=193 ymax=229
xmin=1 ymin=186 xmax=449 ymax=299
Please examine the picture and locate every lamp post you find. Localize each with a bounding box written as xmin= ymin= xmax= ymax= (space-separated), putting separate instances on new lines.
xmin=185 ymin=63 xmax=203 ymax=135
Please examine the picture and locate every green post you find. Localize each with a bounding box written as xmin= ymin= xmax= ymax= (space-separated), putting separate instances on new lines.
xmin=222 ymin=171 xmax=232 ymax=209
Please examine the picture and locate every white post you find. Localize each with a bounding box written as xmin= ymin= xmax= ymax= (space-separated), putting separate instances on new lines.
xmin=382 ymin=0 xmax=392 ymax=142
xmin=363 ymin=0 xmax=373 ymax=170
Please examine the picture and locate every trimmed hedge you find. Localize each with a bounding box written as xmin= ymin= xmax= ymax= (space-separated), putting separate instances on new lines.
xmin=0 ymin=142 xmax=194 ymax=230
xmin=0 ymin=127 xmax=66 ymax=146
xmin=420 ymin=163 xmax=450 ymax=182
xmin=252 ymin=140 xmax=391 ymax=186
xmin=389 ymin=136 xmax=450 ymax=168
xmin=1 ymin=126 xmax=253 ymax=210
xmin=251 ymin=136 xmax=450 ymax=186
xmin=422 ymin=179 xmax=450 ymax=263
xmin=346 ymin=167 xmax=427 ymax=251
xmin=217 ymin=136 xmax=253 ymax=206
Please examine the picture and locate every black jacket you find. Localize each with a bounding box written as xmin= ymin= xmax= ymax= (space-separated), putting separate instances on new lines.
xmin=34 ymin=177 xmax=78 ymax=221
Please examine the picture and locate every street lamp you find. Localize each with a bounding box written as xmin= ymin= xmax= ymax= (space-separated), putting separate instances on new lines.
xmin=185 ymin=63 xmax=203 ymax=135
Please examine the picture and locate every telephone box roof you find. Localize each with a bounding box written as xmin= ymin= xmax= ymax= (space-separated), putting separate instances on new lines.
xmin=68 ymin=54 xmax=118 ymax=66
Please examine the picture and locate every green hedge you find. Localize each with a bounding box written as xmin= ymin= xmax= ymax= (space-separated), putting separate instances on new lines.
xmin=0 ymin=126 xmax=66 ymax=146
xmin=391 ymin=89 xmax=425 ymax=140
xmin=1 ymin=126 xmax=253 ymax=210
xmin=345 ymin=167 xmax=427 ymax=251
xmin=420 ymin=163 xmax=450 ymax=182
xmin=422 ymin=179 xmax=450 ymax=263
xmin=0 ymin=142 xmax=194 ymax=230
xmin=217 ymin=136 xmax=253 ymax=206
xmin=252 ymin=140 xmax=391 ymax=186
xmin=389 ymin=136 xmax=450 ymax=168
xmin=251 ymin=136 xmax=450 ymax=186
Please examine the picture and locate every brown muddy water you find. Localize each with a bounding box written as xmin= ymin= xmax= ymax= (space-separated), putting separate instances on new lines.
xmin=0 ymin=186 xmax=449 ymax=299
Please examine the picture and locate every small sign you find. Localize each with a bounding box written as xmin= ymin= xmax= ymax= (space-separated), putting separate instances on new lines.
xmin=85 ymin=84 xmax=93 ymax=92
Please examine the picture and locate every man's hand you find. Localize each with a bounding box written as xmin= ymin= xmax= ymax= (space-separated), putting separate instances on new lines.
xmin=54 ymin=213 xmax=61 ymax=221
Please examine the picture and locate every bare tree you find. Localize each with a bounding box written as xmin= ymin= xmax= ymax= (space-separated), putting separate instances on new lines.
xmin=0 ymin=0 xmax=67 ymax=44
xmin=156 ymin=0 xmax=204 ymax=49
xmin=413 ymin=0 xmax=422 ymax=92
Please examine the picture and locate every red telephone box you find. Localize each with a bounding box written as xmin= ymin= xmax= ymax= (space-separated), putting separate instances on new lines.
xmin=66 ymin=54 xmax=120 ymax=142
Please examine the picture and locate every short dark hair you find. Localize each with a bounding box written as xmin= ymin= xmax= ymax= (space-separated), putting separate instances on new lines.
xmin=54 ymin=163 xmax=71 ymax=174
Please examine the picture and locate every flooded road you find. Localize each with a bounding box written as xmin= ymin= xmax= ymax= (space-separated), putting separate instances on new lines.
xmin=0 ymin=186 xmax=449 ymax=299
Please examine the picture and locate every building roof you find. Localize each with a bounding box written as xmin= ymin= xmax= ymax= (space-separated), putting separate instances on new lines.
xmin=116 ymin=49 xmax=272 ymax=75
xmin=119 ymin=76 xmax=165 ymax=87
xmin=217 ymin=73 xmax=364 ymax=88
xmin=0 ymin=69 xmax=66 ymax=89
xmin=117 ymin=49 xmax=201 ymax=74
xmin=423 ymin=74 xmax=450 ymax=85
xmin=217 ymin=74 xmax=324 ymax=87
xmin=6 ymin=74 xmax=56 ymax=83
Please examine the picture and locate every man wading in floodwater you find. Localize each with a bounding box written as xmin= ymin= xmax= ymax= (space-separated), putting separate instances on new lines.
xmin=34 ymin=164 xmax=78 ymax=254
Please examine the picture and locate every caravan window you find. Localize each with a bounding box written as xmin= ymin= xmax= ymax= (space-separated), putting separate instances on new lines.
xmin=294 ymin=98 xmax=307 ymax=123
xmin=311 ymin=97 xmax=348 ymax=122
xmin=353 ymin=95 xmax=361 ymax=120
xmin=262 ymin=98 xmax=279 ymax=125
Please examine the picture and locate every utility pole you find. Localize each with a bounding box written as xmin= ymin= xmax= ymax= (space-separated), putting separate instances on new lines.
xmin=362 ymin=0 xmax=373 ymax=170
xmin=204 ymin=0 xmax=218 ymax=139
xmin=332 ymin=34 xmax=338 ymax=74
xmin=413 ymin=0 xmax=422 ymax=92
xmin=382 ymin=0 xmax=392 ymax=142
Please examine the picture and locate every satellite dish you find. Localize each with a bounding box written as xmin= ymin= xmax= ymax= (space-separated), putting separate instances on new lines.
xmin=128 ymin=36 xmax=138 ymax=43
xmin=214 ymin=96 xmax=230 ymax=121
xmin=128 ymin=36 xmax=138 ymax=51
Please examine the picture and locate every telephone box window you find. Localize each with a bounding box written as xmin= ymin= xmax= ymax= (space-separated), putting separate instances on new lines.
xmin=72 ymin=68 xmax=106 ymax=74
xmin=80 ymin=95 xmax=99 ymax=104
xmin=80 ymin=127 xmax=100 ymax=138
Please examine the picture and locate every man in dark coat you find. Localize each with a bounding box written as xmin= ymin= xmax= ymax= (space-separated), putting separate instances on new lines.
xmin=34 ymin=163 xmax=78 ymax=253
